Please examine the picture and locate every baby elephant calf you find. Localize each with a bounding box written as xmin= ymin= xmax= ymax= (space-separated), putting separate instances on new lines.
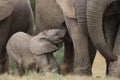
xmin=7 ymin=29 xmax=66 ymax=76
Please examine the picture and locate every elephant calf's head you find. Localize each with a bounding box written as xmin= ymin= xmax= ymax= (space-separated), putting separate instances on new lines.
xmin=41 ymin=29 xmax=67 ymax=44
xmin=29 ymin=29 xmax=67 ymax=55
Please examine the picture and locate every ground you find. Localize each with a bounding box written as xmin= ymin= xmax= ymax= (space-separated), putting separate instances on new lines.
xmin=0 ymin=49 xmax=119 ymax=80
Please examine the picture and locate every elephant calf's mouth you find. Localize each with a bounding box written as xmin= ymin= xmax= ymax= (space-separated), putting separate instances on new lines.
xmin=42 ymin=38 xmax=59 ymax=47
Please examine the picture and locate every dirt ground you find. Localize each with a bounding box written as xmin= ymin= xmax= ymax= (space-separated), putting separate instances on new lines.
xmin=92 ymin=51 xmax=106 ymax=78
xmin=0 ymin=51 xmax=118 ymax=80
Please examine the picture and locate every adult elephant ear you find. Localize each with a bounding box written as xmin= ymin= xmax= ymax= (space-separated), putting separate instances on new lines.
xmin=29 ymin=37 xmax=58 ymax=55
xmin=0 ymin=0 xmax=14 ymax=21
xmin=56 ymin=0 xmax=76 ymax=18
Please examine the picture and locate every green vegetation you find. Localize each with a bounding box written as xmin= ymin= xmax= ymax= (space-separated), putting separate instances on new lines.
xmin=30 ymin=0 xmax=35 ymax=15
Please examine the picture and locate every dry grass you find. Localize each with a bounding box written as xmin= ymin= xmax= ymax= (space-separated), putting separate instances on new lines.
xmin=0 ymin=73 xmax=119 ymax=80
xmin=0 ymin=51 xmax=119 ymax=80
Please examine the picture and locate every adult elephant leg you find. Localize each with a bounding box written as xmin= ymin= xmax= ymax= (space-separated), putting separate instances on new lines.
xmin=0 ymin=51 xmax=9 ymax=74
xmin=103 ymin=15 xmax=119 ymax=75
xmin=61 ymin=34 xmax=74 ymax=75
xmin=72 ymin=0 xmax=92 ymax=75
xmin=107 ymin=14 xmax=120 ymax=77
xmin=0 ymin=17 xmax=11 ymax=74
xmin=64 ymin=17 xmax=92 ymax=75
xmin=108 ymin=25 xmax=120 ymax=77
xmin=88 ymin=38 xmax=96 ymax=65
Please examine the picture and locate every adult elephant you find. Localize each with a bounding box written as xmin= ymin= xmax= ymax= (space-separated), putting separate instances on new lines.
xmin=86 ymin=0 xmax=120 ymax=76
xmin=36 ymin=0 xmax=74 ymax=74
xmin=0 ymin=0 xmax=34 ymax=74
xmin=57 ymin=0 xmax=118 ymax=75
xmin=36 ymin=0 xmax=117 ymax=75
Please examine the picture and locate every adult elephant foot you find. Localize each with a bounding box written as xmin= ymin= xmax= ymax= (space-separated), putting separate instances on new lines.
xmin=61 ymin=34 xmax=74 ymax=75
xmin=108 ymin=58 xmax=120 ymax=78
xmin=108 ymin=25 xmax=120 ymax=78
xmin=0 ymin=53 xmax=9 ymax=74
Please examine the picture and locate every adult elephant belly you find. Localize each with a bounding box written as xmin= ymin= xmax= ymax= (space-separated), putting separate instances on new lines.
xmin=10 ymin=0 xmax=33 ymax=35
xmin=36 ymin=0 xmax=65 ymax=32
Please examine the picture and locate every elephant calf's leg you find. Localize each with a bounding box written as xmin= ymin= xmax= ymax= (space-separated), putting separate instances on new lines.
xmin=38 ymin=55 xmax=50 ymax=72
xmin=47 ymin=53 xmax=59 ymax=73
xmin=13 ymin=62 xmax=25 ymax=76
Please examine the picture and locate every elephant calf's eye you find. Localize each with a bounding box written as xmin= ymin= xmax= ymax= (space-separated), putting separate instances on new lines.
xmin=54 ymin=32 xmax=59 ymax=36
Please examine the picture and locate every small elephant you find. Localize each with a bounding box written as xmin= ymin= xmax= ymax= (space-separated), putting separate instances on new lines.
xmin=6 ymin=29 xmax=66 ymax=76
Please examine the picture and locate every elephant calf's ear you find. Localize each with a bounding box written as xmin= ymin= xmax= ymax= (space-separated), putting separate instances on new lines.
xmin=29 ymin=38 xmax=58 ymax=55
xmin=0 ymin=0 xmax=14 ymax=20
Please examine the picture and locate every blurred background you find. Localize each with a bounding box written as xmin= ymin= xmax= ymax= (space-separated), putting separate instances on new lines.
xmin=30 ymin=0 xmax=35 ymax=16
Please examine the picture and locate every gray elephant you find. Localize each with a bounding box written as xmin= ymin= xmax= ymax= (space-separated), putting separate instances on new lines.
xmin=0 ymin=0 xmax=34 ymax=73
xmin=36 ymin=0 xmax=74 ymax=75
xmin=56 ymin=0 xmax=118 ymax=75
xmin=87 ymin=0 xmax=120 ymax=75
xmin=6 ymin=29 xmax=66 ymax=76
xmin=72 ymin=0 xmax=120 ymax=76
xmin=36 ymin=0 xmax=118 ymax=75
xmin=108 ymin=25 xmax=120 ymax=77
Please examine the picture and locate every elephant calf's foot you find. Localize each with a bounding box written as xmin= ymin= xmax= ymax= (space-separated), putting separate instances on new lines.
xmin=49 ymin=67 xmax=60 ymax=74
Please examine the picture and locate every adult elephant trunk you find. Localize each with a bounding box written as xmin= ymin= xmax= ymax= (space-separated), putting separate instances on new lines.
xmin=86 ymin=0 xmax=117 ymax=61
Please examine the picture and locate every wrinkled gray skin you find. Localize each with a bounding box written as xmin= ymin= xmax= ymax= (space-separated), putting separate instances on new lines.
xmin=57 ymin=0 xmax=118 ymax=75
xmin=56 ymin=0 xmax=95 ymax=75
xmin=109 ymin=25 xmax=120 ymax=78
xmin=0 ymin=0 xmax=34 ymax=74
xmin=36 ymin=0 xmax=118 ymax=75
xmin=6 ymin=29 xmax=66 ymax=76
xmin=36 ymin=0 xmax=74 ymax=75
xmin=74 ymin=0 xmax=120 ymax=77
xmin=86 ymin=0 xmax=120 ymax=77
